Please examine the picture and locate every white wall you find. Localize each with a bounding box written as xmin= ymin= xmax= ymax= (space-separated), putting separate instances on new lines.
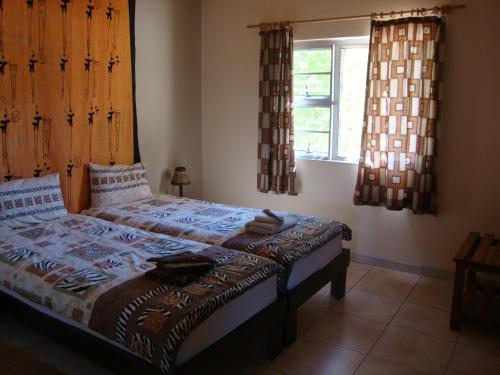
xmin=135 ymin=0 xmax=202 ymax=198
xmin=201 ymin=0 xmax=500 ymax=271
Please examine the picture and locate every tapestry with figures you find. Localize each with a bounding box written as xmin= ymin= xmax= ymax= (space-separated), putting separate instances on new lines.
xmin=0 ymin=0 xmax=134 ymax=212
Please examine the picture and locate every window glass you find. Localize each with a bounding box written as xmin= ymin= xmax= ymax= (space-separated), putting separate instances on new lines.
xmin=293 ymin=74 xmax=331 ymax=97
xmin=292 ymin=40 xmax=368 ymax=162
xmin=294 ymin=107 xmax=330 ymax=132
xmin=338 ymin=46 xmax=369 ymax=160
xmin=295 ymin=132 xmax=330 ymax=155
xmin=294 ymin=49 xmax=332 ymax=74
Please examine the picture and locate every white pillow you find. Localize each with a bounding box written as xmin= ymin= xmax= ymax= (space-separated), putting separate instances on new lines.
xmin=0 ymin=173 xmax=68 ymax=226
xmin=89 ymin=163 xmax=152 ymax=208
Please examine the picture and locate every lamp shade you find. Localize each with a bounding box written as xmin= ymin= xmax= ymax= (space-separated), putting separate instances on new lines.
xmin=171 ymin=167 xmax=191 ymax=185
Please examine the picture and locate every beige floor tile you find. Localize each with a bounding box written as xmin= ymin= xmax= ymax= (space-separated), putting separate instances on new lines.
xmin=458 ymin=324 xmax=500 ymax=354
xmin=307 ymin=284 xmax=338 ymax=308
xmin=270 ymin=336 xmax=364 ymax=375
xmin=297 ymin=299 xmax=330 ymax=336
xmin=202 ymin=356 xmax=285 ymax=375
xmin=392 ymin=303 xmax=458 ymax=342
xmin=447 ymin=344 xmax=500 ymax=375
xmin=353 ymin=267 xmax=420 ymax=301
xmin=406 ymin=276 xmax=453 ymax=312
xmin=332 ymin=289 xmax=402 ymax=323
xmin=347 ymin=262 xmax=373 ymax=289
xmin=307 ymin=309 xmax=386 ymax=353
xmin=371 ymin=326 xmax=455 ymax=374
xmin=355 ymin=355 xmax=427 ymax=375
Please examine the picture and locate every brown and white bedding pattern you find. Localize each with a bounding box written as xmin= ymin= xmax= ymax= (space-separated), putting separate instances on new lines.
xmin=0 ymin=215 xmax=280 ymax=374
xmin=82 ymin=195 xmax=352 ymax=270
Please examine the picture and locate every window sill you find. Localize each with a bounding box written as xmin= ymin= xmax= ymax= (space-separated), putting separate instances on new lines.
xmin=296 ymin=156 xmax=359 ymax=165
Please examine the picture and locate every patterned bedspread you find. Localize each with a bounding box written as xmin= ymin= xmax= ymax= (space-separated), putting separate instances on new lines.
xmin=82 ymin=195 xmax=352 ymax=271
xmin=0 ymin=214 xmax=280 ymax=374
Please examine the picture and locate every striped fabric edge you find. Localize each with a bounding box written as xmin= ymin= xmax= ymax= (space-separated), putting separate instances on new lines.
xmin=0 ymin=205 xmax=67 ymax=221
xmin=158 ymin=259 xmax=281 ymax=374
xmin=279 ymin=222 xmax=351 ymax=269
xmin=91 ymin=182 xmax=150 ymax=194
xmin=0 ymin=185 xmax=62 ymax=197
xmin=90 ymin=166 xmax=147 ymax=175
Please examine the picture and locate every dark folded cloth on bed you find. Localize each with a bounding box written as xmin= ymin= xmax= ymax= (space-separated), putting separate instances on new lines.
xmin=145 ymin=251 xmax=216 ymax=286
xmin=147 ymin=251 xmax=215 ymax=265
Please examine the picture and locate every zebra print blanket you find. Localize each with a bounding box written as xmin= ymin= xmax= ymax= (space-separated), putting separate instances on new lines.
xmin=82 ymin=194 xmax=352 ymax=272
xmin=0 ymin=214 xmax=280 ymax=374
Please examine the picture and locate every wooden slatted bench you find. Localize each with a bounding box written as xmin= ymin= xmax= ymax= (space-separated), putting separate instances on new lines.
xmin=450 ymin=232 xmax=500 ymax=330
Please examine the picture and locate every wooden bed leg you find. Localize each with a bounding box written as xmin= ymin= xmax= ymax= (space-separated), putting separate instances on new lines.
xmin=266 ymin=323 xmax=283 ymax=360
xmin=331 ymin=265 xmax=347 ymax=299
xmin=283 ymin=308 xmax=298 ymax=346
xmin=450 ymin=263 xmax=466 ymax=331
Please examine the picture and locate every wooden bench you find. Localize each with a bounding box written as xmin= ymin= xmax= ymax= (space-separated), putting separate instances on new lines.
xmin=450 ymin=232 xmax=499 ymax=330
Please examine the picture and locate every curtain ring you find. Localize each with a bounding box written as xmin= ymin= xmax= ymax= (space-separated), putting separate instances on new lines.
xmin=390 ymin=11 xmax=395 ymax=18
xmin=379 ymin=11 xmax=384 ymax=18
xmin=400 ymin=10 xmax=404 ymax=17
xmin=420 ymin=8 xmax=427 ymax=16
xmin=370 ymin=12 xmax=377 ymax=19
xmin=433 ymin=6 xmax=439 ymax=15
xmin=411 ymin=8 xmax=414 ymax=16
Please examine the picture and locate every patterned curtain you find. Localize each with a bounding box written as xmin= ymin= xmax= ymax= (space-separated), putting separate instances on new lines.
xmin=257 ymin=25 xmax=297 ymax=195
xmin=354 ymin=17 xmax=443 ymax=214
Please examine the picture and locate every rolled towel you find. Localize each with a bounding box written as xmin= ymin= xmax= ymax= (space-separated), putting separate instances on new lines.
xmin=245 ymin=215 xmax=298 ymax=235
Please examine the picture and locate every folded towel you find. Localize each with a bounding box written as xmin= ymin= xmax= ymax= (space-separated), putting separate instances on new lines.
xmin=245 ymin=215 xmax=298 ymax=235
xmin=263 ymin=209 xmax=284 ymax=223
xmin=255 ymin=214 xmax=285 ymax=224
xmin=145 ymin=251 xmax=215 ymax=286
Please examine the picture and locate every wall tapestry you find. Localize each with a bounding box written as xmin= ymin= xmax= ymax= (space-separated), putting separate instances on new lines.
xmin=0 ymin=0 xmax=134 ymax=212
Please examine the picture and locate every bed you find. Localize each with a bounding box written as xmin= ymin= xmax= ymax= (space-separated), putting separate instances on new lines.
xmin=0 ymin=214 xmax=284 ymax=374
xmin=83 ymin=192 xmax=352 ymax=343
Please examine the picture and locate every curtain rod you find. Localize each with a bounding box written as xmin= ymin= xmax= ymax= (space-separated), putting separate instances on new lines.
xmin=246 ymin=4 xmax=466 ymax=29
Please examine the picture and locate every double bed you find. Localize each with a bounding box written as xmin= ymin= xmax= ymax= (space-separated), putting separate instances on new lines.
xmin=83 ymin=192 xmax=352 ymax=343
xmin=0 ymin=177 xmax=284 ymax=375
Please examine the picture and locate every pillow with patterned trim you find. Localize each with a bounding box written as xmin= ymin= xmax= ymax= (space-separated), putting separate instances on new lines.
xmin=0 ymin=173 xmax=68 ymax=227
xmin=89 ymin=163 xmax=153 ymax=208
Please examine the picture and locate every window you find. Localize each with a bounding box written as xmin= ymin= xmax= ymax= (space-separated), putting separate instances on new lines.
xmin=293 ymin=39 xmax=369 ymax=162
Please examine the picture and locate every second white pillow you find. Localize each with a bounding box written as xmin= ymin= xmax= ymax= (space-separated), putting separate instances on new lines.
xmin=89 ymin=163 xmax=153 ymax=208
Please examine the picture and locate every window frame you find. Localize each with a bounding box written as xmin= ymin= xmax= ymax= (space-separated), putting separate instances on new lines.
xmin=293 ymin=38 xmax=369 ymax=163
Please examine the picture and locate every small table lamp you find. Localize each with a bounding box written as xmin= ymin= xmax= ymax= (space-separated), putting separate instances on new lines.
xmin=171 ymin=166 xmax=191 ymax=197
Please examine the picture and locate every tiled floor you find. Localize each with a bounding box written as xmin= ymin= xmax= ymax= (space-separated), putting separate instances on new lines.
xmin=1 ymin=262 xmax=500 ymax=374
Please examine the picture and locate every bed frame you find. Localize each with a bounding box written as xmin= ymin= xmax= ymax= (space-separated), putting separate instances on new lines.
xmin=284 ymin=247 xmax=350 ymax=344
xmin=1 ymin=290 xmax=286 ymax=374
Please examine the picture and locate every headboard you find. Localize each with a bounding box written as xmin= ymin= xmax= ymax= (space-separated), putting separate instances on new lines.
xmin=0 ymin=0 xmax=135 ymax=212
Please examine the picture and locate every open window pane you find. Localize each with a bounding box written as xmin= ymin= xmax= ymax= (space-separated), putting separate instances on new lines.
xmin=295 ymin=131 xmax=330 ymax=155
xmin=294 ymin=107 xmax=330 ymax=132
xmin=338 ymin=46 xmax=369 ymax=160
xmin=294 ymin=48 xmax=332 ymax=74
xmin=293 ymin=74 xmax=331 ymax=97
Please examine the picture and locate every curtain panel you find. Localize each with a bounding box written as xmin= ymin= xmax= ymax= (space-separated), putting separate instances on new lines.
xmin=257 ymin=25 xmax=297 ymax=195
xmin=354 ymin=17 xmax=443 ymax=214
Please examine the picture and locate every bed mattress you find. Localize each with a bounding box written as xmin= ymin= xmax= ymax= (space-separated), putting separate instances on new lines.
xmin=82 ymin=194 xmax=351 ymax=289
xmin=0 ymin=274 xmax=277 ymax=366
xmin=0 ymin=214 xmax=280 ymax=372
